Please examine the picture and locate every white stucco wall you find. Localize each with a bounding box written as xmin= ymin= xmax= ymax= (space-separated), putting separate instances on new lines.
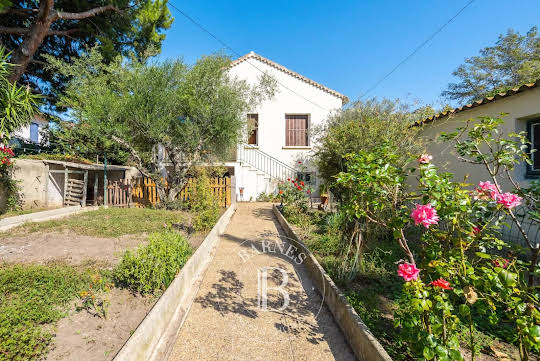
xmin=227 ymin=55 xmax=344 ymax=166
xmin=227 ymin=54 xmax=345 ymax=200
xmin=418 ymin=87 xmax=540 ymax=191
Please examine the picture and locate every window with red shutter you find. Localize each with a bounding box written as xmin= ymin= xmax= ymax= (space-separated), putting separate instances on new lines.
xmin=247 ymin=114 xmax=258 ymax=145
xmin=285 ymin=114 xmax=309 ymax=146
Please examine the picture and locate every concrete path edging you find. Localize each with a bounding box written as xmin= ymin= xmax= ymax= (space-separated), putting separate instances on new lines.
xmin=113 ymin=203 xmax=238 ymax=361
xmin=272 ymin=204 xmax=393 ymax=361
xmin=0 ymin=205 xmax=98 ymax=232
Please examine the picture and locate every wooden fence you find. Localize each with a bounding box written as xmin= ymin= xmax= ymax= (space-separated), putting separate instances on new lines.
xmin=107 ymin=176 xmax=231 ymax=208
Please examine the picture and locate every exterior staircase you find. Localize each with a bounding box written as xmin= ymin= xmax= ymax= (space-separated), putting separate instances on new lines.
xmin=236 ymin=145 xmax=296 ymax=181
xmin=234 ymin=145 xmax=297 ymax=200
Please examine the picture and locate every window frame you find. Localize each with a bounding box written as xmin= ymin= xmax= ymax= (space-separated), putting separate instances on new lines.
xmin=296 ymin=171 xmax=315 ymax=185
xmin=29 ymin=122 xmax=39 ymax=143
xmin=526 ymin=118 xmax=540 ymax=177
xmin=247 ymin=113 xmax=258 ymax=146
xmin=285 ymin=113 xmax=310 ymax=147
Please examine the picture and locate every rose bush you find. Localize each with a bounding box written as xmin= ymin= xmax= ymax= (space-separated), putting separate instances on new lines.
xmin=335 ymin=116 xmax=540 ymax=360
xmin=0 ymin=146 xmax=19 ymax=212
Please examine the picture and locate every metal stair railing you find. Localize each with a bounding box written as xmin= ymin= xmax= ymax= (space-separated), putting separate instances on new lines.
xmin=236 ymin=145 xmax=296 ymax=181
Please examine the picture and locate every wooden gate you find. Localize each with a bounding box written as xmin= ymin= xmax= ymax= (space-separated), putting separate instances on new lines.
xmin=106 ymin=179 xmax=132 ymax=208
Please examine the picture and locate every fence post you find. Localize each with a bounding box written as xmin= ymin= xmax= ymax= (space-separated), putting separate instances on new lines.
xmin=82 ymin=170 xmax=88 ymax=207
xmin=103 ymin=153 xmax=108 ymax=206
xmin=63 ymin=167 xmax=68 ymax=207
xmin=230 ymin=176 xmax=236 ymax=205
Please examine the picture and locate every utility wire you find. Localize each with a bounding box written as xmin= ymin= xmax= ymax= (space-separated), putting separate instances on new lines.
xmin=358 ymin=0 xmax=476 ymax=100
xmin=168 ymin=1 xmax=332 ymax=111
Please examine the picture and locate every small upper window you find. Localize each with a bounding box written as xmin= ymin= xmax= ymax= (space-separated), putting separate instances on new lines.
xmin=247 ymin=114 xmax=258 ymax=145
xmin=528 ymin=119 xmax=540 ymax=176
xmin=285 ymin=114 xmax=309 ymax=147
xmin=30 ymin=122 xmax=39 ymax=143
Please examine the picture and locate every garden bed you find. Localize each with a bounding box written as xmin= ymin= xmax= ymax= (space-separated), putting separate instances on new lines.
xmin=279 ymin=206 xmax=537 ymax=361
xmin=0 ymin=207 xmax=212 ymax=361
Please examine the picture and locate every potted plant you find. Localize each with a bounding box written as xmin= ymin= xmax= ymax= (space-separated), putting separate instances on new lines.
xmin=319 ymin=183 xmax=329 ymax=205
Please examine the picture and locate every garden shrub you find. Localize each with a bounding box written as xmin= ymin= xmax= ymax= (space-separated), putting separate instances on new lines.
xmin=188 ymin=170 xmax=221 ymax=232
xmin=113 ymin=230 xmax=192 ymax=294
xmin=335 ymin=116 xmax=540 ymax=360
xmin=314 ymin=98 xmax=423 ymax=200
xmin=0 ymin=146 xmax=21 ymax=213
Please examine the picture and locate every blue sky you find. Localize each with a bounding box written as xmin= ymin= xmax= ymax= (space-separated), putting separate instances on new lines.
xmin=159 ymin=0 xmax=540 ymax=108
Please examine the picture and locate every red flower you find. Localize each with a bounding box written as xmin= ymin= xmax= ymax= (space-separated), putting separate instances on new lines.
xmin=300 ymin=181 xmax=304 ymax=186
xmin=295 ymin=178 xmax=299 ymax=181
xmin=297 ymin=186 xmax=302 ymax=191
xmin=298 ymin=161 xmax=302 ymax=164
xmin=0 ymin=147 xmax=14 ymax=156
xmin=279 ymin=190 xmax=283 ymax=195
xmin=493 ymin=259 xmax=509 ymax=269
xmin=287 ymin=178 xmax=290 ymax=181
xmin=431 ymin=278 xmax=452 ymax=290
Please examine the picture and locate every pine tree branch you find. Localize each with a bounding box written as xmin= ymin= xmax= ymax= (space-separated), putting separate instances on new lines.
xmin=0 ymin=26 xmax=80 ymax=37
xmin=55 ymin=5 xmax=120 ymax=20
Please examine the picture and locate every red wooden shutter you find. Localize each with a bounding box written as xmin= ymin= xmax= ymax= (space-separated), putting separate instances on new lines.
xmin=285 ymin=115 xmax=308 ymax=146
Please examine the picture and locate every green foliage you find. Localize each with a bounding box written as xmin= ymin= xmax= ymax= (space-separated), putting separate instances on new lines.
xmin=256 ymin=192 xmax=279 ymax=202
xmin=49 ymin=47 xmax=276 ymax=202
xmin=17 ymin=152 xmax=94 ymax=164
xmin=0 ymin=146 xmax=20 ymax=213
xmin=314 ymin=98 xmax=422 ymax=200
xmin=45 ymin=120 xmax=130 ymax=165
xmin=331 ymin=116 xmax=540 ymax=360
xmin=0 ymin=1 xmax=173 ymax=109
xmin=442 ymin=26 xmax=540 ymax=103
xmin=188 ymin=170 xmax=221 ymax=232
xmin=0 ymin=46 xmax=40 ymax=142
xmin=278 ymin=177 xmax=310 ymax=213
xmin=0 ymin=263 xmax=90 ymax=360
xmin=113 ymin=230 xmax=192 ymax=294
xmin=76 ymin=271 xmax=113 ymax=319
xmin=12 ymin=207 xmax=185 ymax=237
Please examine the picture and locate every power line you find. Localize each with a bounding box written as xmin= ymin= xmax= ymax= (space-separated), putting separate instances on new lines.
xmin=358 ymin=0 xmax=476 ymax=100
xmin=167 ymin=1 xmax=332 ymax=111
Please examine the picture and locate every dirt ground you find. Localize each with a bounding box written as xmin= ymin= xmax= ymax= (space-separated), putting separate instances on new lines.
xmin=0 ymin=226 xmax=206 ymax=361
xmin=45 ymin=288 xmax=157 ymax=361
xmin=0 ymin=230 xmax=147 ymax=265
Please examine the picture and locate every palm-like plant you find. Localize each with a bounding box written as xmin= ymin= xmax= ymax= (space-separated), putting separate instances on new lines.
xmin=0 ymin=46 xmax=40 ymax=143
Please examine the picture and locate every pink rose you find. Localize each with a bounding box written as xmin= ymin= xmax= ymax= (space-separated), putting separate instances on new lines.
xmin=496 ymin=192 xmax=522 ymax=209
xmin=493 ymin=258 xmax=509 ymax=269
xmin=398 ymin=263 xmax=420 ymax=282
xmin=472 ymin=226 xmax=480 ymax=235
xmin=476 ymin=181 xmax=499 ymax=200
xmin=411 ymin=204 xmax=439 ymax=228
xmin=418 ymin=154 xmax=433 ymax=164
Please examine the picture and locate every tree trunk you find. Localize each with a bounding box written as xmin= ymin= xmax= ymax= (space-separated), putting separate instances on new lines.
xmin=8 ymin=0 xmax=56 ymax=83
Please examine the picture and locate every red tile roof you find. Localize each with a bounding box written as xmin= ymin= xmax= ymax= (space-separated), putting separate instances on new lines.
xmin=416 ymin=79 xmax=540 ymax=126
xmin=229 ymin=51 xmax=349 ymax=104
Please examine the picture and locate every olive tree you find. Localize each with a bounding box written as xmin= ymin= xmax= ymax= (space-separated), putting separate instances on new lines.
xmin=50 ymin=48 xmax=275 ymax=202
xmin=314 ymin=98 xmax=424 ymax=200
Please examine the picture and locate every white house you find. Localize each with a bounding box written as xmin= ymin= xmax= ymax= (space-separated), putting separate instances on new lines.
xmin=12 ymin=113 xmax=48 ymax=144
xmin=225 ymin=51 xmax=348 ymax=201
xmin=417 ymin=79 xmax=540 ymax=191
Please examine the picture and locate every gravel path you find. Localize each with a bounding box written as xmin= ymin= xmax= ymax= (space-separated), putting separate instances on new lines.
xmin=167 ymin=203 xmax=356 ymax=361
